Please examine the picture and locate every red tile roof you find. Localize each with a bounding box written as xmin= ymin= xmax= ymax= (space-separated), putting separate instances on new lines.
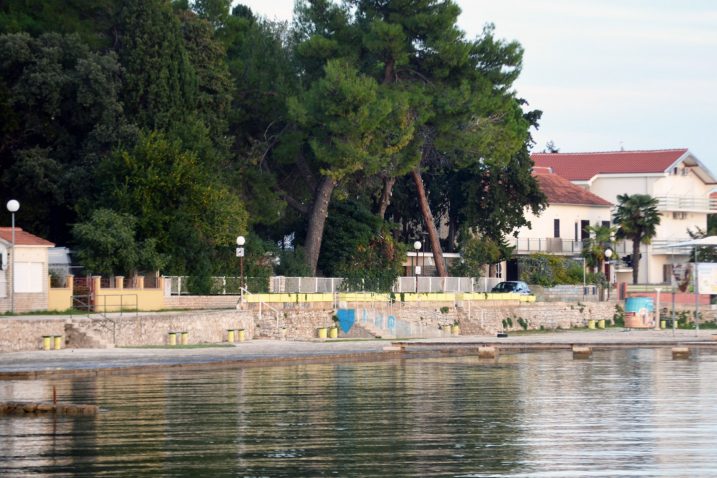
xmin=0 ymin=227 xmax=55 ymax=247
xmin=534 ymin=169 xmax=612 ymax=207
xmin=531 ymin=149 xmax=688 ymax=181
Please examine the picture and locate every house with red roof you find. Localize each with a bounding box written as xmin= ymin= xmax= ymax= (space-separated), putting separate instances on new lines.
xmin=0 ymin=227 xmax=55 ymax=313
xmin=505 ymin=168 xmax=615 ymax=279
xmin=531 ymin=149 xmax=717 ymax=284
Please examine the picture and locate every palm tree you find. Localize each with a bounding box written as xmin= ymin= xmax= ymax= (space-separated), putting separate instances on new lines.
xmin=582 ymin=223 xmax=615 ymax=274
xmin=613 ymin=194 xmax=661 ymax=284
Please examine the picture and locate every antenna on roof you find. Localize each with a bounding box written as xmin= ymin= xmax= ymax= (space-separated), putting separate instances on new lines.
xmin=619 ymin=141 xmax=624 ymax=151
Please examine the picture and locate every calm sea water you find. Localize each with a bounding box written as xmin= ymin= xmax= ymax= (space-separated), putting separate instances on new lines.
xmin=1 ymin=348 xmax=716 ymax=477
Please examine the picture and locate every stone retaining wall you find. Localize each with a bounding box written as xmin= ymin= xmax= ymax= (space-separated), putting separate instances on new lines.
xmin=71 ymin=310 xmax=256 ymax=347
xmin=0 ymin=318 xmax=66 ymax=352
xmin=0 ymin=300 xmax=622 ymax=352
xmin=163 ymin=295 xmax=240 ymax=310
xmin=347 ymin=300 xmax=617 ymax=337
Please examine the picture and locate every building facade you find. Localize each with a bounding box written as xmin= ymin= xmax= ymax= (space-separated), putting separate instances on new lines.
xmin=0 ymin=227 xmax=55 ymax=313
xmin=532 ymin=149 xmax=717 ymax=284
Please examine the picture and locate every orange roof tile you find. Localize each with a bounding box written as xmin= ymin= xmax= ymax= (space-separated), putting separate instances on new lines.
xmin=534 ymin=169 xmax=612 ymax=207
xmin=531 ymin=149 xmax=688 ymax=181
xmin=0 ymin=227 xmax=55 ymax=247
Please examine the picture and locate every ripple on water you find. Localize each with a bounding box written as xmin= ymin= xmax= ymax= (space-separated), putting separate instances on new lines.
xmin=1 ymin=348 xmax=716 ymax=477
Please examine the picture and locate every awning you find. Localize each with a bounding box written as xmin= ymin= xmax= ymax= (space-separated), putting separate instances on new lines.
xmin=653 ymin=236 xmax=717 ymax=248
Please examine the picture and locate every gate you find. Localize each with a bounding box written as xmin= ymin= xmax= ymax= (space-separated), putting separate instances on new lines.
xmin=72 ymin=276 xmax=94 ymax=313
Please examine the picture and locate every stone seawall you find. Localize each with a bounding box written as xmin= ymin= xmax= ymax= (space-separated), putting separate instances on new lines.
xmin=0 ymin=300 xmax=620 ymax=352
xmin=345 ymin=300 xmax=617 ymax=337
xmin=70 ymin=310 xmax=256 ymax=347
xmin=0 ymin=318 xmax=66 ymax=352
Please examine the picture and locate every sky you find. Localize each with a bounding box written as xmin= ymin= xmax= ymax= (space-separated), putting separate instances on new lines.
xmin=236 ymin=0 xmax=717 ymax=174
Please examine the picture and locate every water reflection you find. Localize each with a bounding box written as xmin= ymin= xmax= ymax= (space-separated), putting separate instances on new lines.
xmin=1 ymin=349 xmax=716 ymax=476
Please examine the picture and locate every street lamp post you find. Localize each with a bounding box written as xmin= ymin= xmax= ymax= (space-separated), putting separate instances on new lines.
xmin=6 ymin=200 xmax=19 ymax=314
xmin=413 ymin=240 xmax=421 ymax=293
xmin=236 ymin=235 xmax=246 ymax=291
xmin=604 ymin=248 xmax=613 ymax=300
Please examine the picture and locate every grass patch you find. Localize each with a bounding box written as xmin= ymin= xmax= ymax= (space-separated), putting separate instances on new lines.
xmin=1 ymin=308 xmax=91 ymax=317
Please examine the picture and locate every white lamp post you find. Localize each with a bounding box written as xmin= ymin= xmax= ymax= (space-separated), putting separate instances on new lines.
xmin=236 ymin=235 xmax=246 ymax=290
xmin=413 ymin=240 xmax=421 ymax=292
xmin=6 ymin=200 xmax=19 ymax=314
xmin=604 ymin=248 xmax=613 ymax=300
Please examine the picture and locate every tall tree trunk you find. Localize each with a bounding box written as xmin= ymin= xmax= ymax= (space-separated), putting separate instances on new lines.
xmin=411 ymin=168 xmax=447 ymax=277
xmin=631 ymin=239 xmax=640 ymax=284
xmin=447 ymin=214 xmax=457 ymax=252
xmin=305 ymin=176 xmax=337 ymax=276
xmin=377 ymin=176 xmax=396 ymax=219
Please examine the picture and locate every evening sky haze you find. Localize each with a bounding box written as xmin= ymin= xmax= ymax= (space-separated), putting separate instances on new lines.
xmin=237 ymin=0 xmax=717 ymax=177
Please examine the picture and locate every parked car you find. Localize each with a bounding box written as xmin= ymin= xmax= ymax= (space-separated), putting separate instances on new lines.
xmin=491 ymin=281 xmax=532 ymax=295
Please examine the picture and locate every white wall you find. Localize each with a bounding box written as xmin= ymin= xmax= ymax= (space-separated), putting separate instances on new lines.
xmin=517 ymin=203 xmax=612 ymax=240
xmin=588 ymin=167 xmax=711 ymax=284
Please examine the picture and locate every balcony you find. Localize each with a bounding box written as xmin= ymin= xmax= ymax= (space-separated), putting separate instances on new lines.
xmin=654 ymin=196 xmax=717 ymax=213
xmin=509 ymin=237 xmax=630 ymax=256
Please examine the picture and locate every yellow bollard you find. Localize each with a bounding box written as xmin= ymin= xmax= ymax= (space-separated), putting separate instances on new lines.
xmin=329 ymin=326 xmax=338 ymax=339
xmin=53 ymin=336 xmax=62 ymax=350
xmin=227 ymin=329 xmax=235 ymax=343
xmin=42 ymin=336 xmax=52 ymax=351
xmin=588 ymin=320 xmax=596 ymax=329
xmin=238 ymin=329 xmax=245 ymax=342
xmin=168 ymin=332 xmax=177 ymax=346
xmin=180 ymin=332 xmax=189 ymax=345
xmin=317 ymin=327 xmax=327 ymax=339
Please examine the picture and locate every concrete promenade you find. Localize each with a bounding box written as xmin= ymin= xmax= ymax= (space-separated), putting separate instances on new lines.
xmin=0 ymin=328 xmax=715 ymax=379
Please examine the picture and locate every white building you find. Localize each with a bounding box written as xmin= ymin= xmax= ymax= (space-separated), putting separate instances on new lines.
xmin=0 ymin=227 xmax=55 ymax=313
xmin=532 ymin=149 xmax=717 ymax=284
xmin=506 ymin=167 xmax=614 ymax=279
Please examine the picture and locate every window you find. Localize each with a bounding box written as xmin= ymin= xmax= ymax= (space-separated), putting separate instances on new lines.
xmin=553 ymin=219 xmax=560 ymax=238
xmin=14 ymin=262 xmax=43 ymax=293
xmin=581 ymin=220 xmax=590 ymax=241
xmin=602 ymin=220 xmax=611 ymax=229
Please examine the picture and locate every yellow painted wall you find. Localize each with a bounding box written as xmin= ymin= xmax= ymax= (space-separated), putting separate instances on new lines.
xmin=94 ymin=288 xmax=165 ymax=312
xmin=48 ymin=287 xmax=72 ymax=311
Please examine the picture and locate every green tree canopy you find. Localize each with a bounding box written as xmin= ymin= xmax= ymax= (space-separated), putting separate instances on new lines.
xmin=98 ymin=131 xmax=248 ymax=274
xmin=0 ymin=32 xmax=131 ymax=242
xmin=72 ymin=209 xmax=167 ymax=277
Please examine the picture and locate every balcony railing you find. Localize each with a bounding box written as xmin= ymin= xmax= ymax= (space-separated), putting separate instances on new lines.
xmin=654 ymin=196 xmax=717 ymax=212
xmin=650 ymin=239 xmax=693 ymax=255
xmin=509 ymin=237 xmax=629 ymax=255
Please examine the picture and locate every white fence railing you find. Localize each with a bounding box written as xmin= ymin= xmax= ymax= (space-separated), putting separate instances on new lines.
xmin=164 ymin=275 xmax=505 ymax=295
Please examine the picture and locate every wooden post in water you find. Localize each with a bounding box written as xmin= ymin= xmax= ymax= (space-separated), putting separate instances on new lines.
xmin=572 ymin=346 xmax=592 ymax=359
xmin=478 ymin=346 xmax=497 ymax=359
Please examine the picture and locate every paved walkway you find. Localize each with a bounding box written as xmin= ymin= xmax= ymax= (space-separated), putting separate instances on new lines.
xmin=0 ymin=328 xmax=715 ymax=378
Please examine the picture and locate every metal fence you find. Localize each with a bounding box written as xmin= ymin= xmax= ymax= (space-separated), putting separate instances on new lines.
xmin=270 ymin=277 xmax=344 ymax=293
xmin=392 ymin=276 xmax=503 ymax=293
xmin=164 ymin=275 xmax=506 ymax=295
